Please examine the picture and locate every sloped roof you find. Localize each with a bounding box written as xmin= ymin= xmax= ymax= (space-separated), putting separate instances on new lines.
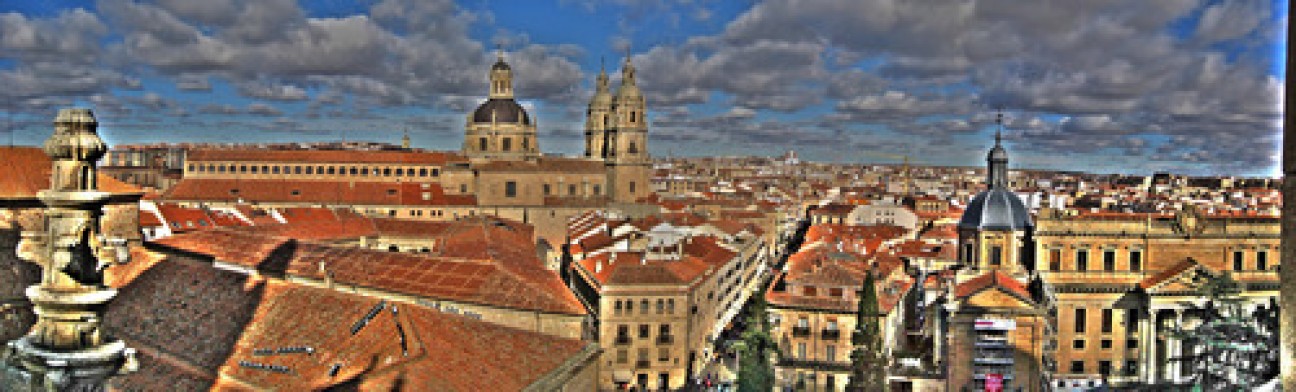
xmin=0 ymin=146 xmax=141 ymax=199
xmin=186 ymin=149 xmax=461 ymax=165
xmin=954 ymin=270 xmax=1033 ymax=303
xmin=150 ymin=228 xmax=586 ymax=316
xmin=213 ymin=282 xmax=592 ymax=391
xmin=165 ymin=179 xmax=477 ymax=206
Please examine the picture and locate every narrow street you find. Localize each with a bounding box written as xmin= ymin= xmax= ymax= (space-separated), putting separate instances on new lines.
xmin=684 ymin=216 xmax=813 ymax=391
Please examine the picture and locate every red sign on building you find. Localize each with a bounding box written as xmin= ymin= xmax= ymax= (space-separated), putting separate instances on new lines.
xmin=985 ymin=374 xmax=1003 ymax=392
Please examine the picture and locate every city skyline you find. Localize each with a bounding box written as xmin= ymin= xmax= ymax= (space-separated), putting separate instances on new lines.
xmin=0 ymin=0 xmax=1286 ymax=177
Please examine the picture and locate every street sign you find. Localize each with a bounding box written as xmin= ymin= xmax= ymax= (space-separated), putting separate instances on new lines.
xmin=985 ymin=374 xmax=1003 ymax=392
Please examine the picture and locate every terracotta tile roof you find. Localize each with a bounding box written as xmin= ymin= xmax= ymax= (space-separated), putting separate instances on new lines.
xmin=104 ymin=246 xmax=168 ymax=288
xmin=104 ymin=253 xmax=268 ymax=385
xmin=139 ymin=209 xmax=163 ymax=227
xmin=155 ymin=203 xmax=216 ymax=232
xmin=214 ymin=282 xmax=590 ymax=391
xmin=186 ymin=148 xmax=462 ymax=165
xmin=1138 ymin=258 xmax=1203 ymax=290
xmin=165 ymin=179 xmax=477 ymax=206
xmin=954 ymin=271 xmax=1032 ymax=302
xmin=151 ymin=227 xmax=585 ymax=315
xmin=0 ymin=146 xmax=141 ymax=199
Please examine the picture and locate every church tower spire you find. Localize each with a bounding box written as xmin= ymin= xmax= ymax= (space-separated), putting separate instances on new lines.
xmin=586 ymin=57 xmax=613 ymax=159
xmin=604 ymin=53 xmax=650 ymax=203
xmin=987 ymin=111 xmax=1009 ymax=189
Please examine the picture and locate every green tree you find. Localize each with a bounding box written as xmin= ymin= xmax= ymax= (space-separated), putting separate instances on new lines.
xmin=1166 ymin=272 xmax=1278 ymax=391
xmin=846 ymin=272 xmax=887 ymax=392
xmin=737 ymin=295 xmax=775 ymax=392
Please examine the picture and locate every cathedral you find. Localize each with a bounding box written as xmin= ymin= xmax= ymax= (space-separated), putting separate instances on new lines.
xmin=165 ymin=51 xmax=659 ymax=260
xmin=446 ymin=51 xmax=652 ymax=206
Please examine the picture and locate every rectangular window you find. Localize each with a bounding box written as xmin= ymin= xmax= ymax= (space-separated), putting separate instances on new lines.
xmin=569 ymin=184 xmax=577 ymax=195
xmin=502 ymin=137 xmax=512 ymax=151
xmin=1102 ymin=309 xmax=1113 ymax=333
xmin=1070 ymin=361 xmax=1085 ymax=374
xmin=543 ymin=184 xmax=551 ymax=196
xmin=1099 ymin=360 xmax=1112 ymax=376
xmin=990 ymin=246 xmax=1002 ymax=266
xmin=1103 ymin=250 xmax=1116 ymax=271
xmin=1075 ymin=308 xmax=1087 ymax=333
xmin=1257 ymin=251 xmax=1268 ymax=270
xmin=1073 ymin=339 xmax=1085 ymax=350
xmin=1234 ymin=251 xmax=1245 ymax=271
xmin=505 ymin=181 xmax=517 ymax=198
xmin=479 ymin=137 xmax=487 ymax=151
xmin=797 ymin=343 xmax=806 ymax=359
xmin=1050 ymin=249 xmax=1062 ymax=271
xmin=617 ymin=349 xmax=627 ymax=363
xmin=825 ymin=345 xmax=836 ymax=362
xmin=1130 ymin=250 xmax=1142 ymax=272
xmin=1100 ymin=339 xmax=1113 ymax=349
xmin=639 ymin=324 xmax=649 ymax=339
xmin=658 ymin=348 xmax=669 ymax=362
xmin=1076 ymin=249 xmax=1089 ymax=271
xmin=1127 ymin=339 xmax=1139 ymax=349
xmin=629 ymin=181 xmax=637 ymax=193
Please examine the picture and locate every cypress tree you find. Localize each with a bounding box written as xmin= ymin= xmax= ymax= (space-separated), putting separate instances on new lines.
xmin=846 ymin=272 xmax=887 ymax=392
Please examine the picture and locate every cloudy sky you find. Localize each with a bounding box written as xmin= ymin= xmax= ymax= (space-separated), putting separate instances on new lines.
xmin=0 ymin=0 xmax=1285 ymax=176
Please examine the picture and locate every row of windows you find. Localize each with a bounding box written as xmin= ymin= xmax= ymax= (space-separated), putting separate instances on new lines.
xmin=1070 ymin=337 xmax=1138 ymax=351
xmin=613 ymin=299 xmax=676 ymax=316
xmin=1068 ymin=360 xmax=1137 ymax=376
xmin=504 ymin=181 xmax=609 ymax=198
xmin=614 ymin=348 xmax=673 ymax=365
xmin=1046 ymin=248 xmax=1143 ymax=272
xmin=794 ymin=342 xmax=839 ymax=362
xmin=1232 ymin=250 xmax=1272 ymax=271
xmin=477 ymin=137 xmax=531 ymax=152
xmin=614 ymin=324 xmax=673 ymax=341
xmin=1046 ymin=248 xmax=1274 ymax=272
xmin=1072 ymin=308 xmax=1137 ymax=334
xmin=189 ymin=163 xmax=440 ymax=178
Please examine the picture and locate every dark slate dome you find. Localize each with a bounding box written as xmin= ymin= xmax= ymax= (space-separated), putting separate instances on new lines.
xmin=959 ymin=187 xmax=1032 ymax=231
xmin=471 ymin=98 xmax=530 ymax=125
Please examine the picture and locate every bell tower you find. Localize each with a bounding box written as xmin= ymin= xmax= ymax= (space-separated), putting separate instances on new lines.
xmin=585 ymin=59 xmax=613 ymax=159
xmin=605 ymin=55 xmax=651 ymax=203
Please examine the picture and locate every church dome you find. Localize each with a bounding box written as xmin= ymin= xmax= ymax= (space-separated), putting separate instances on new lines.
xmin=959 ymin=187 xmax=1032 ymax=231
xmin=471 ymin=98 xmax=530 ymax=125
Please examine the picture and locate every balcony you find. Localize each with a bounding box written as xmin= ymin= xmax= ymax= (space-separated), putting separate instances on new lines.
xmin=821 ymin=329 xmax=841 ymax=341
xmin=636 ymin=360 xmax=651 ymax=368
xmin=615 ymin=336 xmax=631 ymax=346
xmin=776 ymin=357 xmax=851 ymax=372
xmin=791 ymin=326 xmax=811 ymax=337
xmin=657 ymin=335 xmax=674 ymax=345
xmin=974 ymin=356 xmax=1015 ymax=366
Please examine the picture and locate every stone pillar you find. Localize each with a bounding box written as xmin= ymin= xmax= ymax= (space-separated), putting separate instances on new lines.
xmin=1169 ymin=309 xmax=1183 ymax=382
xmin=1140 ymin=307 xmax=1155 ymax=384
xmin=1 ymin=109 xmax=136 ymax=391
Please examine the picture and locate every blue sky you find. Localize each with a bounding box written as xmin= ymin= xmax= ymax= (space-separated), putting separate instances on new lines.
xmin=0 ymin=0 xmax=1286 ymax=176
